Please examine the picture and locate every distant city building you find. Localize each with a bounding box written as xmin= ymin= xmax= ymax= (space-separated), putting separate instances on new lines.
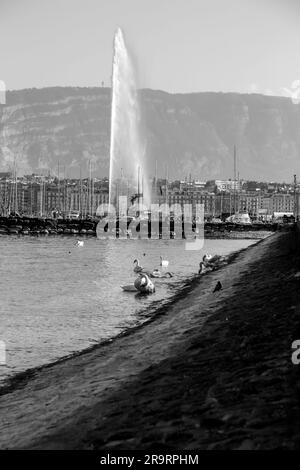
xmin=0 ymin=179 xmax=109 ymax=217
xmin=206 ymin=179 xmax=243 ymax=193
xmin=0 ymin=174 xmax=299 ymax=220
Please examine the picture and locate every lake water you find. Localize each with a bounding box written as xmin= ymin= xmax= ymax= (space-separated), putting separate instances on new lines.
xmin=0 ymin=235 xmax=255 ymax=384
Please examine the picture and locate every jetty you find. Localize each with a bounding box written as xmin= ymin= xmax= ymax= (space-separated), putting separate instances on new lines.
xmin=0 ymin=215 xmax=280 ymax=238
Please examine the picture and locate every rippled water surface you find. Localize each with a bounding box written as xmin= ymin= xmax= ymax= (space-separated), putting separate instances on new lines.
xmin=0 ymin=235 xmax=255 ymax=383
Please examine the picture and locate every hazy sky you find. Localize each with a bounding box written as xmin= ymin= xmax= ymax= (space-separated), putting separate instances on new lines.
xmin=0 ymin=0 xmax=300 ymax=95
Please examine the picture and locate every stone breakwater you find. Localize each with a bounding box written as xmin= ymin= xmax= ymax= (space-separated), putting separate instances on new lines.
xmin=0 ymin=227 xmax=299 ymax=449
xmin=0 ymin=216 xmax=97 ymax=235
xmin=0 ymin=215 xmax=278 ymax=238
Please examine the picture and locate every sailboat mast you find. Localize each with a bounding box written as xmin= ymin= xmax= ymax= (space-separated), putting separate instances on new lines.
xmin=233 ymin=144 xmax=237 ymax=214
xmin=137 ymin=166 xmax=141 ymax=214
xmin=4 ymin=180 xmax=7 ymax=215
xmin=91 ymin=163 xmax=94 ymax=216
xmin=79 ymin=166 xmax=82 ymax=216
xmin=165 ymin=164 xmax=169 ymax=206
xmin=89 ymin=160 xmax=92 ymax=216
xmin=237 ymin=171 xmax=240 ymax=214
xmin=14 ymin=160 xmax=18 ymax=214
xmin=63 ymin=166 xmax=66 ymax=215
xmin=137 ymin=165 xmax=140 ymax=196
xmin=155 ymin=159 xmax=158 ymax=201
xmin=40 ymin=179 xmax=43 ymax=217
xmin=57 ymin=160 xmax=60 ymax=214
xmin=294 ymin=175 xmax=297 ymax=221
xmin=30 ymin=181 xmax=32 ymax=216
xmin=44 ymin=179 xmax=46 ymax=216
xmin=220 ymin=192 xmax=223 ymax=216
xmin=11 ymin=164 xmax=14 ymax=214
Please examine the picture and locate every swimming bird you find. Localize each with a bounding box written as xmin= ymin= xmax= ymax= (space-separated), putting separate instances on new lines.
xmin=198 ymin=262 xmax=205 ymax=274
xmin=75 ymin=240 xmax=84 ymax=247
xmin=160 ymin=256 xmax=169 ymax=267
xmin=213 ymin=281 xmax=222 ymax=293
xmin=133 ymin=259 xmax=144 ymax=273
xmin=151 ymin=269 xmax=173 ymax=278
xmin=134 ymin=273 xmax=155 ymax=293
xmin=151 ymin=269 xmax=162 ymax=278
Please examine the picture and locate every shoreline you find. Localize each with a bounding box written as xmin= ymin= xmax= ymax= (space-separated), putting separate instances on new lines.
xmin=204 ymin=230 xmax=273 ymax=239
xmin=0 ymin=238 xmax=257 ymax=395
xmin=1 ymin=230 xmax=299 ymax=449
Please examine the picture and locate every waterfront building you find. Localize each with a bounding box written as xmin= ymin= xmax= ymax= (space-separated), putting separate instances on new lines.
xmin=271 ymin=193 xmax=294 ymax=213
xmin=206 ymin=179 xmax=243 ymax=193
xmin=0 ymin=178 xmax=109 ymax=217
xmin=0 ymin=174 xmax=298 ymax=220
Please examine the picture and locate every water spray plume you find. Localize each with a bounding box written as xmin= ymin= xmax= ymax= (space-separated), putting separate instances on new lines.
xmin=109 ymin=27 xmax=150 ymax=212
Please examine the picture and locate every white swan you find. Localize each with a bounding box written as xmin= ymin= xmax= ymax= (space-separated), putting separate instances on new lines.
xmin=151 ymin=269 xmax=163 ymax=278
xmin=133 ymin=259 xmax=143 ymax=273
xmin=151 ymin=269 xmax=173 ymax=278
xmin=160 ymin=256 xmax=169 ymax=267
xmin=76 ymin=240 xmax=84 ymax=247
xmin=134 ymin=273 xmax=155 ymax=293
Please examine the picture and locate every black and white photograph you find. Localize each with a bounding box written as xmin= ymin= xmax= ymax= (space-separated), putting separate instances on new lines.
xmin=0 ymin=0 xmax=300 ymax=457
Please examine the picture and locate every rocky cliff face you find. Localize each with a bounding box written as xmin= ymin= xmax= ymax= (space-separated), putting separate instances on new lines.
xmin=0 ymin=87 xmax=299 ymax=181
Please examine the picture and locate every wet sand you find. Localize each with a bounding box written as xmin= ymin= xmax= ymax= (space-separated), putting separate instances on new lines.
xmin=0 ymin=228 xmax=299 ymax=450
xmin=205 ymin=230 xmax=273 ymax=239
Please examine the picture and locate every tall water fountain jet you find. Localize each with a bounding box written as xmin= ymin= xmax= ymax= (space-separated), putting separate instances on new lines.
xmin=109 ymin=27 xmax=150 ymax=214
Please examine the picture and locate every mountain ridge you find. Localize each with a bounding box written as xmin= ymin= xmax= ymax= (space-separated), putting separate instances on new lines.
xmin=0 ymin=87 xmax=299 ymax=181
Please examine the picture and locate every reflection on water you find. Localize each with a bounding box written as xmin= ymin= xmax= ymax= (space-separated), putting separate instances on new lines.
xmin=0 ymin=236 xmax=255 ymax=383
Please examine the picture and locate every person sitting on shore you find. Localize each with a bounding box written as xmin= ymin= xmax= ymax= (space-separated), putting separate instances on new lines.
xmin=198 ymin=261 xmax=213 ymax=275
xmin=202 ymin=253 xmax=227 ymax=269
